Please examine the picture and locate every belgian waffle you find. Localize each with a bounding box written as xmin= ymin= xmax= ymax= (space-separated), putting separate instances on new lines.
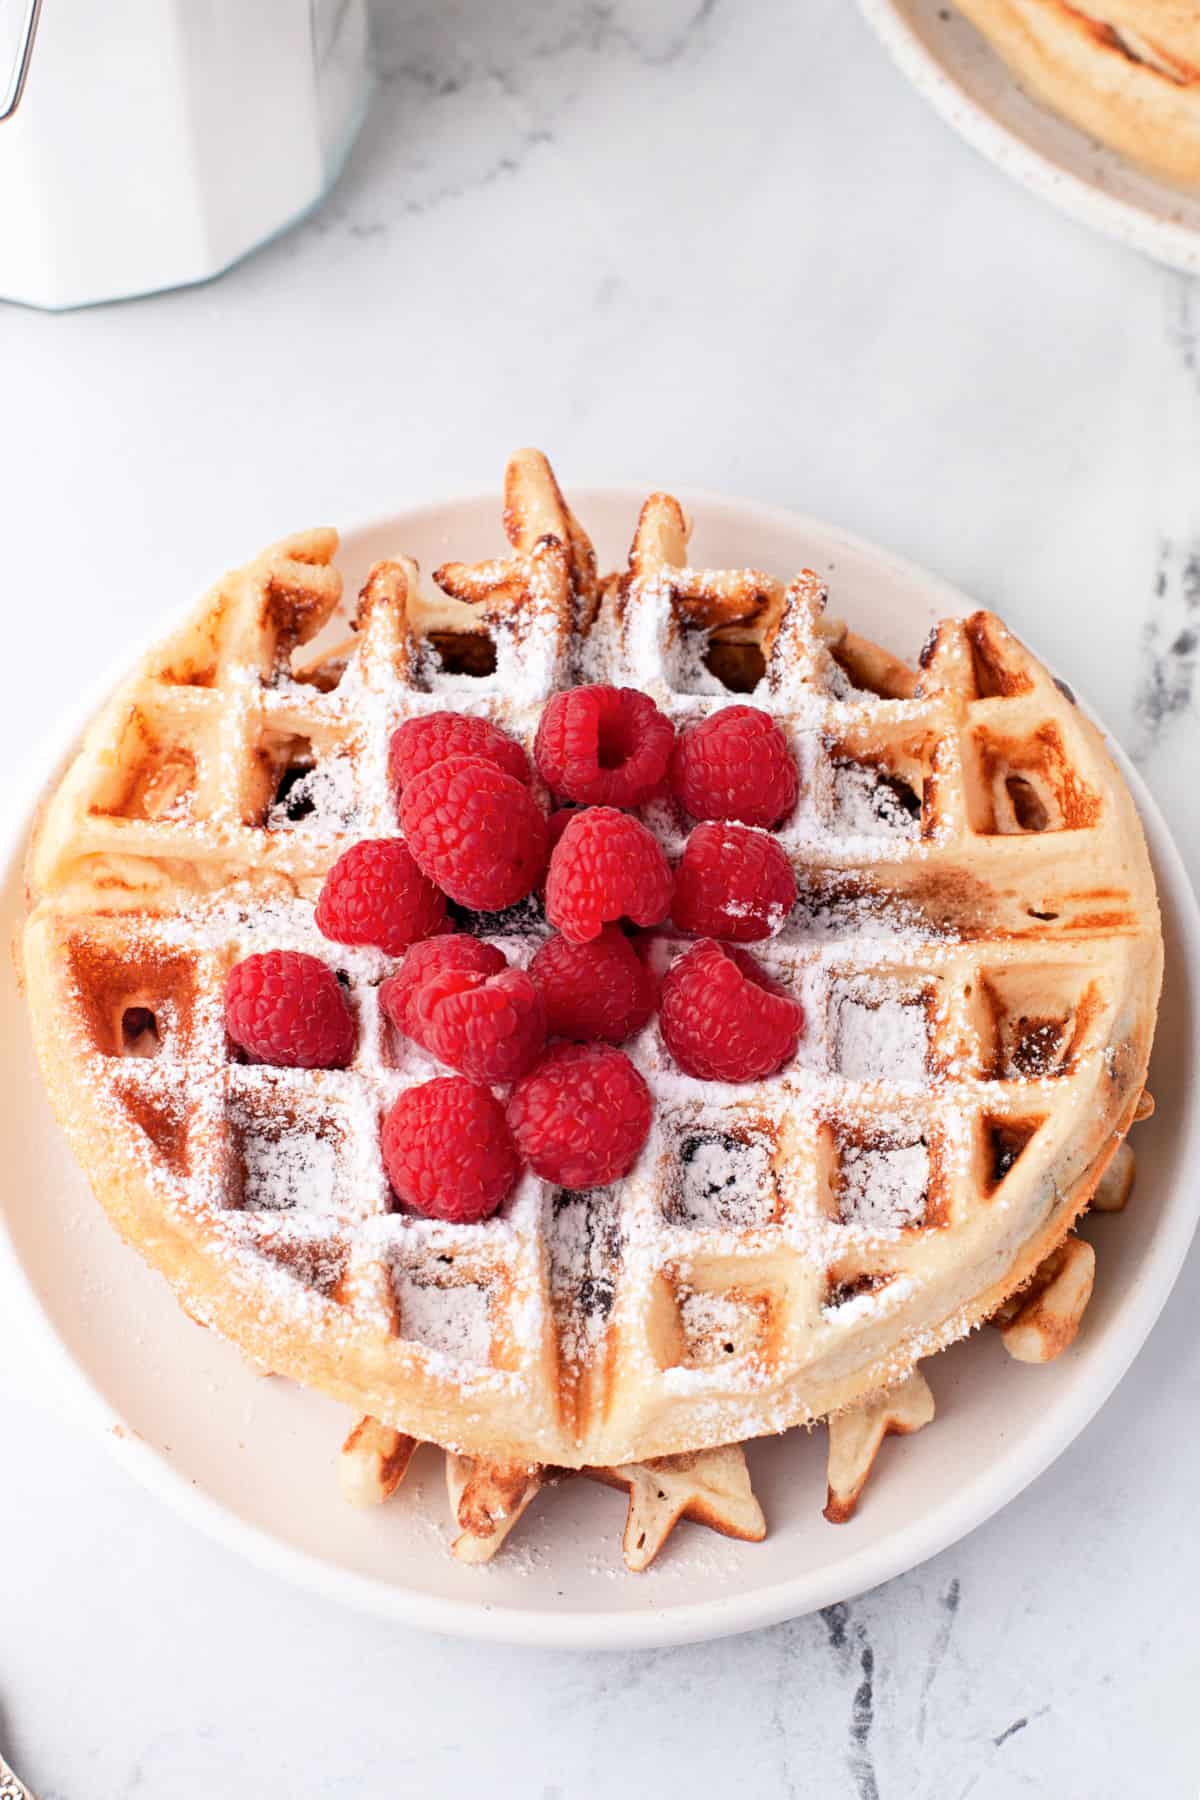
xmin=22 ymin=452 xmax=1161 ymax=1495
xmin=955 ymin=0 xmax=1200 ymax=187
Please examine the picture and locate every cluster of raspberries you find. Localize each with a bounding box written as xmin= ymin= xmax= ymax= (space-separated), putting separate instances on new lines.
xmin=224 ymin=688 xmax=803 ymax=1224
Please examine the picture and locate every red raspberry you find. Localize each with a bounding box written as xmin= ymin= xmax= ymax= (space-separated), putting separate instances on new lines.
xmin=379 ymin=935 xmax=505 ymax=1039
xmin=507 ymin=1043 xmax=652 ymax=1187
xmin=400 ymin=754 xmax=548 ymax=912
xmin=412 ymin=965 xmax=545 ymax=1084
xmin=538 ymin=808 xmax=587 ymax=897
xmin=225 ymin=950 xmax=355 ymax=1069
xmin=547 ymin=806 xmax=585 ymax=853
xmin=659 ymin=939 xmax=802 ymax=1082
xmin=669 ymin=706 xmax=798 ymax=828
xmin=671 ymin=822 xmax=796 ymax=943
xmin=529 ymin=926 xmax=656 ymax=1044
xmin=545 ymin=807 xmax=672 ymax=943
xmin=388 ymin=712 xmax=530 ymax=800
xmin=315 ymin=837 xmax=445 ymax=956
xmin=535 ymin=686 xmax=674 ymax=808
xmin=382 ymin=1077 xmax=520 ymax=1223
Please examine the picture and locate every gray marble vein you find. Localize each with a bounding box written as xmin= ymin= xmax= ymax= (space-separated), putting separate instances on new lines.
xmin=1132 ymin=537 xmax=1200 ymax=760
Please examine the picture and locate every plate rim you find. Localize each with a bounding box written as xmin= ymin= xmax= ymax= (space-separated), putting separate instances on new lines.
xmin=4 ymin=482 xmax=1199 ymax=1650
xmin=857 ymin=0 xmax=1200 ymax=275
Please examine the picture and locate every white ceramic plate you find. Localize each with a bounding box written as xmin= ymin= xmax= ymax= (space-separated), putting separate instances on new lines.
xmin=859 ymin=0 xmax=1200 ymax=273
xmin=3 ymin=488 xmax=1198 ymax=1650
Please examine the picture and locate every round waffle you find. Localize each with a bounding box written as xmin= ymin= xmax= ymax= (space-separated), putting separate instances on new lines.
xmin=22 ymin=452 xmax=1162 ymax=1469
xmin=955 ymin=1 xmax=1200 ymax=187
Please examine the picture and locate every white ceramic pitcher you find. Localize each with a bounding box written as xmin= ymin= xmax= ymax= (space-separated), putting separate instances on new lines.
xmin=0 ymin=0 xmax=371 ymax=309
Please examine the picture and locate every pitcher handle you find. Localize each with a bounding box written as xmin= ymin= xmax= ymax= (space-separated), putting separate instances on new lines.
xmin=0 ymin=0 xmax=43 ymax=122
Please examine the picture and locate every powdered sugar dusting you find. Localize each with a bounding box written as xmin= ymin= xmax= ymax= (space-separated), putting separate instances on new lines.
xmin=831 ymin=761 xmax=921 ymax=839
xmin=673 ymin=1131 xmax=776 ymax=1228
xmin=267 ymin=752 xmax=358 ymax=837
xmin=394 ymin=1274 xmax=491 ymax=1365
xmin=838 ymin=1140 xmax=930 ymax=1233
xmin=672 ymin=625 xmax=731 ymax=696
xmin=832 ymin=983 xmax=930 ymax=1083
xmin=678 ymin=1290 xmax=762 ymax=1363
xmin=241 ymin=1127 xmax=338 ymax=1213
xmin=549 ymin=1187 xmax=620 ymax=1365
xmin=787 ymin=889 xmax=956 ymax=945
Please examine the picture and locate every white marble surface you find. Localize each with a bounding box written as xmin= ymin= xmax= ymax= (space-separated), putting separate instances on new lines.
xmin=2 ymin=2 xmax=1199 ymax=1794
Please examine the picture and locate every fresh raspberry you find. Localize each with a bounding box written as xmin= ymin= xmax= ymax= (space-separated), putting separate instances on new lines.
xmin=507 ymin=1043 xmax=652 ymax=1187
xmin=381 ymin=1077 xmax=521 ymax=1223
xmin=544 ymin=807 xmax=672 ymax=943
xmin=315 ymin=837 xmax=445 ymax=956
xmin=671 ymin=822 xmax=796 ymax=943
xmin=669 ymin=706 xmax=798 ymax=828
xmin=412 ymin=966 xmax=545 ymax=1084
xmin=659 ymin=939 xmax=802 ymax=1082
xmin=538 ymin=808 xmax=587 ymax=898
xmin=224 ymin=950 xmax=355 ymax=1069
xmin=388 ymin=712 xmax=530 ymax=800
xmin=529 ymin=926 xmax=656 ymax=1044
xmin=400 ymin=754 xmax=548 ymax=912
xmin=535 ymin=686 xmax=674 ymax=808
xmin=547 ymin=805 xmax=586 ymax=853
xmin=379 ymin=935 xmax=505 ymax=1039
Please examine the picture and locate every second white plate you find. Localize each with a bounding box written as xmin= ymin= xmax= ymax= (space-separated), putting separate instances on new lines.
xmin=3 ymin=486 xmax=1198 ymax=1648
xmin=859 ymin=0 xmax=1200 ymax=273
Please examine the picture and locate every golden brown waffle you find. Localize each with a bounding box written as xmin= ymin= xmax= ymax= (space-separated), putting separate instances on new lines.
xmin=339 ymin=1420 xmax=766 ymax=1570
xmin=955 ymin=0 xmax=1200 ymax=187
xmin=22 ymin=452 xmax=1161 ymax=1481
